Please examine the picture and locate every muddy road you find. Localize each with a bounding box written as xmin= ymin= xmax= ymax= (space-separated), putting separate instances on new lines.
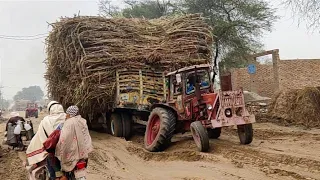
xmin=0 ymin=112 xmax=320 ymax=180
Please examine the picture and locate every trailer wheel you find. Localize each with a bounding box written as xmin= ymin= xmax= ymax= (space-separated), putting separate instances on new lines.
xmin=110 ymin=113 xmax=123 ymax=137
xmin=237 ymin=123 xmax=253 ymax=144
xmin=207 ymin=128 xmax=221 ymax=139
xmin=144 ymin=107 xmax=176 ymax=152
xmin=191 ymin=121 xmax=209 ymax=152
xmin=121 ymin=113 xmax=132 ymax=140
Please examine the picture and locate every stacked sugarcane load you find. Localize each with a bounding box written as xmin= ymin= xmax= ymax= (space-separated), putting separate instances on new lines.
xmin=45 ymin=14 xmax=213 ymax=114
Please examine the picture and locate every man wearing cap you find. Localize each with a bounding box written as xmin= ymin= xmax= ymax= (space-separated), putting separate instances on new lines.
xmin=55 ymin=105 xmax=93 ymax=175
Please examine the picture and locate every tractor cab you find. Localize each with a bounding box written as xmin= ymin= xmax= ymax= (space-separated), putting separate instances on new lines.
xmin=25 ymin=103 xmax=39 ymax=118
xmin=145 ymin=64 xmax=255 ymax=153
xmin=165 ymin=64 xmax=214 ymax=122
xmin=27 ymin=103 xmax=37 ymax=109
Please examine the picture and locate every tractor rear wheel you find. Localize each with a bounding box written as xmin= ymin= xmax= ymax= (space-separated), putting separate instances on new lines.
xmin=237 ymin=123 xmax=253 ymax=144
xmin=191 ymin=121 xmax=209 ymax=152
xmin=35 ymin=111 xmax=38 ymax=118
xmin=120 ymin=113 xmax=132 ymax=140
xmin=144 ymin=107 xmax=176 ymax=152
xmin=207 ymin=128 xmax=221 ymax=139
xmin=110 ymin=113 xmax=123 ymax=137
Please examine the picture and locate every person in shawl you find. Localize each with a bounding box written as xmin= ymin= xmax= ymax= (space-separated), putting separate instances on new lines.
xmin=6 ymin=111 xmax=25 ymax=131
xmin=26 ymin=101 xmax=66 ymax=179
xmin=55 ymin=105 xmax=93 ymax=174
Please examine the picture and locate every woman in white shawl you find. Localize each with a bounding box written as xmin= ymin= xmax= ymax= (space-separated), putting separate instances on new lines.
xmin=26 ymin=101 xmax=65 ymax=175
xmin=55 ymin=105 xmax=93 ymax=173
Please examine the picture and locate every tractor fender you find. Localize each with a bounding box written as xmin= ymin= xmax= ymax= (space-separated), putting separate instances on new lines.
xmin=150 ymin=103 xmax=183 ymax=120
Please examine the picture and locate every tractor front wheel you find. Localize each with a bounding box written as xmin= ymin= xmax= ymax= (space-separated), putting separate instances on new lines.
xmin=237 ymin=124 xmax=253 ymax=144
xmin=207 ymin=128 xmax=221 ymax=139
xmin=191 ymin=121 xmax=209 ymax=152
xmin=144 ymin=107 xmax=176 ymax=152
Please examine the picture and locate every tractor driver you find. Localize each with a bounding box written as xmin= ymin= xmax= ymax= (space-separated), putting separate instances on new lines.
xmin=199 ymin=71 xmax=210 ymax=88
xmin=186 ymin=75 xmax=196 ymax=94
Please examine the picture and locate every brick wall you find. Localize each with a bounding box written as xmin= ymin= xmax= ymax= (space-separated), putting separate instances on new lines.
xmin=231 ymin=64 xmax=274 ymax=97
xmin=278 ymin=59 xmax=320 ymax=90
xmin=230 ymin=54 xmax=320 ymax=97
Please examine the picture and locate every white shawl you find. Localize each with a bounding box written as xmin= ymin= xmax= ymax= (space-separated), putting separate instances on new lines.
xmin=26 ymin=104 xmax=66 ymax=165
xmin=55 ymin=115 xmax=93 ymax=172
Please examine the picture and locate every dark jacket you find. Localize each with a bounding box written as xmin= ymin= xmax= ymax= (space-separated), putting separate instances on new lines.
xmin=6 ymin=116 xmax=25 ymax=131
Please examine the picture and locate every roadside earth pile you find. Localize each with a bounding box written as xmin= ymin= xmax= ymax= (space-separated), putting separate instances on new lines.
xmin=268 ymin=87 xmax=320 ymax=128
xmin=0 ymin=146 xmax=26 ymax=179
xmin=45 ymin=14 xmax=213 ymax=114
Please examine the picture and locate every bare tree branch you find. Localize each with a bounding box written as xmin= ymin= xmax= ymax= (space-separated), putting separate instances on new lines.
xmin=285 ymin=0 xmax=320 ymax=31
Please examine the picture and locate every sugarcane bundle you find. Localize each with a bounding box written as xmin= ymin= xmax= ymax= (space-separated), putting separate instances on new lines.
xmin=45 ymin=14 xmax=213 ymax=114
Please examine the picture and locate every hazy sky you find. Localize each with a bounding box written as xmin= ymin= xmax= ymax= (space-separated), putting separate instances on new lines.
xmin=0 ymin=0 xmax=319 ymax=99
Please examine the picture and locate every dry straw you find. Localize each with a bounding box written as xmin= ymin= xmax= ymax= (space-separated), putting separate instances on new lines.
xmin=268 ymin=87 xmax=320 ymax=128
xmin=45 ymin=14 xmax=214 ymax=114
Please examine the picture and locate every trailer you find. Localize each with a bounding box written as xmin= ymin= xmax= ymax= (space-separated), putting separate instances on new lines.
xmin=88 ymin=64 xmax=255 ymax=152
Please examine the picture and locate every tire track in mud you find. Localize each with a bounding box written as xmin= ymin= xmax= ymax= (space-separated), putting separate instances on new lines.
xmin=224 ymin=126 xmax=320 ymax=140
xmin=213 ymin=140 xmax=320 ymax=180
xmin=86 ymin=123 xmax=320 ymax=180
xmin=214 ymin=125 xmax=320 ymax=180
xmin=88 ymin=147 xmax=125 ymax=180
xmin=125 ymin=126 xmax=320 ymax=180
xmin=89 ymin=133 xmax=259 ymax=180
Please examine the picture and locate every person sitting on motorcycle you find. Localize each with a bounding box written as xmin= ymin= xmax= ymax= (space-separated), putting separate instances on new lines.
xmin=26 ymin=101 xmax=66 ymax=180
xmin=5 ymin=112 xmax=25 ymax=131
xmin=55 ymin=105 xmax=93 ymax=176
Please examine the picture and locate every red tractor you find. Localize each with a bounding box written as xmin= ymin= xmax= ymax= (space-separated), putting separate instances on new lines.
xmin=144 ymin=64 xmax=255 ymax=152
xmin=25 ymin=103 xmax=39 ymax=118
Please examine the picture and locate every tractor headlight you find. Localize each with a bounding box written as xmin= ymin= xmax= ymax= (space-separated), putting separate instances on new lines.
xmin=225 ymin=108 xmax=232 ymax=117
xmin=207 ymin=104 xmax=213 ymax=111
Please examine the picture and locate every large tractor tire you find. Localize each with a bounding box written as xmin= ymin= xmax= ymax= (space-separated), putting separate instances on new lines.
xmin=144 ymin=107 xmax=176 ymax=152
xmin=110 ymin=113 xmax=123 ymax=137
xmin=207 ymin=128 xmax=221 ymax=139
xmin=191 ymin=121 xmax=209 ymax=152
xmin=237 ymin=123 xmax=253 ymax=144
xmin=35 ymin=111 xmax=39 ymax=118
xmin=120 ymin=113 xmax=132 ymax=140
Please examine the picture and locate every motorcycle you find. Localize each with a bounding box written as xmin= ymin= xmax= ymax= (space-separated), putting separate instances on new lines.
xmin=26 ymin=160 xmax=50 ymax=180
xmin=65 ymin=160 xmax=88 ymax=180
xmin=26 ymin=160 xmax=88 ymax=180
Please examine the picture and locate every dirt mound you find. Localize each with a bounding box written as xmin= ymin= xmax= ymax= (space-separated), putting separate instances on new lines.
xmin=126 ymin=144 xmax=202 ymax=162
xmin=268 ymin=87 xmax=320 ymax=128
xmin=0 ymin=147 xmax=26 ymax=180
xmin=244 ymin=91 xmax=271 ymax=102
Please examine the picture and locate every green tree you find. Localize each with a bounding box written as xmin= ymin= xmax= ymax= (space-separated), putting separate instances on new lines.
xmin=122 ymin=0 xmax=176 ymax=19
xmin=13 ymin=86 xmax=44 ymax=102
xmin=98 ymin=0 xmax=277 ymax=72
xmin=181 ymin=0 xmax=277 ymax=71
xmin=99 ymin=0 xmax=176 ymax=18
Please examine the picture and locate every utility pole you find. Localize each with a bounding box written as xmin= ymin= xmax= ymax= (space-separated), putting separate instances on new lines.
xmin=0 ymin=86 xmax=3 ymax=110
xmin=0 ymin=56 xmax=2 ymax=110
